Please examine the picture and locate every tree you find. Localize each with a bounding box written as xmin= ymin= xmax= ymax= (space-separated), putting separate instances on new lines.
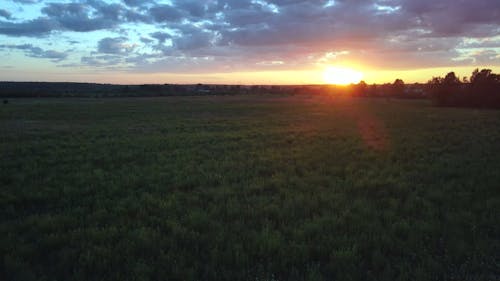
xmin=353 ymin=80 xmax=368 ymax=96
xmin=428 ymin=72 xmax=461 ymax=106
xmin=428 ymin=69 xmax=500 ymax=108
xmin=470 ymin=69 xmax=500 ymax=85
xmin=443 ymin=72 xmax=460 ymax=85
xmin=368 ymin=84 xmax=378 ymax=96
xmin=469 ymin=69 xmax=500 ymax=107
xmin=392 ymin=79 xmax=405 ymax=96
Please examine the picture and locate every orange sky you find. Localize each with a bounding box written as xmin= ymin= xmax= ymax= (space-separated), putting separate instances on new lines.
xmin=2 ymin=65 xmax=498 ymax=85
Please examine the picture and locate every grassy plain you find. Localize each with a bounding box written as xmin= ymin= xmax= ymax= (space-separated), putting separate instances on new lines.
xmin=1 ymin=95 xmax=499 ymax=280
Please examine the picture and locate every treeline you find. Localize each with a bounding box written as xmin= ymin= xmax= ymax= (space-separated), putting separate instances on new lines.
xmin=1 ymin=69 xmax=499 ymax=109
xmin=428 ymin=69 xmax=500 ymax=109
xmin=0 ymin=82 xmax=206 ymax=98
xmin=0 ymin=82 xmax=296 ymax=98
xmin=323 ymin=68 xmax=500 ymax=109
xmin=336 ymin=79 xmax=426 ymax=99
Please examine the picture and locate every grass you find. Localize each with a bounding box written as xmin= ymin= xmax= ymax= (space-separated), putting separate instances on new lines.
xmin=1 ymin=95 xmax=499 ymax=281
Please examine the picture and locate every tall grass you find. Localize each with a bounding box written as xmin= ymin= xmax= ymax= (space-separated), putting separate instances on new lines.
xmin=1 ymin=96 xmax=499 ymax=280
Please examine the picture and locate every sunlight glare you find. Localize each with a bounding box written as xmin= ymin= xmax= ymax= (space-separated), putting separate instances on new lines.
xmin=323 ymin=67 xmax=364 ymax=85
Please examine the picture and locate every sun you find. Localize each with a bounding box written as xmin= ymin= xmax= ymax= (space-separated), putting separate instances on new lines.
xmin=323 ymin=67 xmax=364 ymax=85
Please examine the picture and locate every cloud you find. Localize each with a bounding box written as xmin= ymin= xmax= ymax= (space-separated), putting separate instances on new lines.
xmin=0 ymin=9 xmax=11 ymax=20
xmin=0 ymin=18 xmax=57 ymax=37
xmin=469 ymin=50 xmax=500 ymax=64
xmin=140 ymin=37 xmax=154 ymax=44
xmin=122 ymin=0 xmax=154 ymax=7
xmin=0 ymin=1 xmax=150 ymax=36
xmin=11 ymin=0 xmax=42 ymax=4
xmin=40 ymin=2 xmax=119 ymax=32
xmin=149 ymin=4 xmax=184 ymax=22
xmin=81 ymin=54 xmax=123 ymax=67
xmin=150 ymin=32 xmax=172 ymax=44
xmin=171 ymin=0 xmax=206 ymax=18
xmin=459 ymin=38 xmax=500 ymax=49
xmin=97 ymin=37 xmax=136 ymax=55
xmin=0 ymin=44 xmax=68 ymax=61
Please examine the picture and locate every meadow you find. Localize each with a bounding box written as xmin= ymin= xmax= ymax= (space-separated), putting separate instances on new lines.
xmin=1 ymin=95 xmax=499 ymax=281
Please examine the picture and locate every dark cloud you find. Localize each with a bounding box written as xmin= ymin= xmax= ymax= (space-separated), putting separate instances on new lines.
xmin=460 ymin=39 xmax=500 ymax=49
xmin=3 ymin=0 xmax=497 ymax=42
xmin=150 ymin=32 xmax=172 ymax=44
xmin=0 ymin=9 xmax=11 ymax=20
xmin=81 ymin=54 xmax=123 ymax=67
xmin=140 ymin=37 xmax=154 ymax=44
xmin=172 ymin=0 xmax=206 ymax=18
xmin=0 ymin=18 xmax=57 ymax=36
xmin=41 ymin=2 xmax=119 ymax=32
xmin=97 ymin=37 xmax=135 ymax=55
xmin=398 ymin=0 xmax=500 ymax=37
xmin=122 ymin=0 xmax=154 ymax=7
xmin=11 ymin=0 xmax=42 ymax=4
xmin=0 ymin=1 xmax=150 ymax=36
xmin=174 ymin=31 xmax=213 ymax=50
xmin=149 ymin=4 xmax=184 ymax=22
xmin=470 ymin=49 xmax=500 ymax=64
xmin=0 ymin=44 xmax=68 ymax=61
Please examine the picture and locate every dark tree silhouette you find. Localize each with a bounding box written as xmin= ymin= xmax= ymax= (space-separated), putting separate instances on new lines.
xmin=430 ymin=69 xmax=500 ymax=108
xmin=391 ymin=79 xmax=405 ymax=96
xmin=353 ymin=80 xmax=368 ymax=96
xmin=365 ymin=84 xmax=378 ymax=97
xmin=429 ymin=72 xmax=461 ymax=106
xmin=468 ymin=69 xmax=500 ymax=107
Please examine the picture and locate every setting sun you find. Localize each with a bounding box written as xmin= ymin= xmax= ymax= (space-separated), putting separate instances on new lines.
xmin=323 ymin=67 xmax=364 ymax=85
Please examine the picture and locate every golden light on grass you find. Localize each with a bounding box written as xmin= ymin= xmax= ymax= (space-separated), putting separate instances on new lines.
xmin=323 ymin=67 xmax=364 ymax=85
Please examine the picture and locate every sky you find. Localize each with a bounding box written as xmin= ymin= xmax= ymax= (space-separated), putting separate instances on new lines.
xmin=0 ymin=0 xmax=499 ymax=84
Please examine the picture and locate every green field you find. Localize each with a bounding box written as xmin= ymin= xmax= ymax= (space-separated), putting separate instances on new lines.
xmin=1 ymin=95 xmax=499 ymax=281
